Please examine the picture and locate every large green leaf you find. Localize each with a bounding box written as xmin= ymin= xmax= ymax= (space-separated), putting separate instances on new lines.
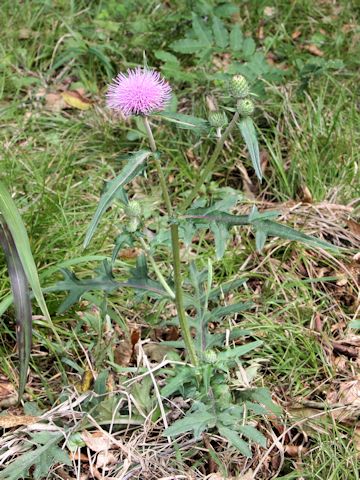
xmin=217 ymin=425 xmax=252 ymax=457
xmin=0 ymin=182 xmax=57 ymax=343
xmin=238 ymin=424 xmax=267 ymax=448
xmin=83 ymin=150 xmax=152 ymax=248
xmin=217 ymin=340 xmax=263 ymax=362
xmin=48 ymin=259 xmax=169 ymax=313
xmin=0 ymin=182 xmax=52 ymax=327
xmin=0 ymin=432 xmax=70 ymax=480
xmin=212 ymin=15 xmax=229 ymax=49
xmin=183 ymin=208 xmax=336 ymax=250
xmin=164 ymin=408 xmax=215 ymax=439
xmin=192 ymin=13 xmax=213 ymax=44
xmin=230 ymin=24 xmax=243 ymax=51
xmin=238 ymin=117 xmax=262 ymax=182
xmin=0 ymin=219 xmax=31 ymax=400
xmin=253 ymin=219 xmax=334 ymax=250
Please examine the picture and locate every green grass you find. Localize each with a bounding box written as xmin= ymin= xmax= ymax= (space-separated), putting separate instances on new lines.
xmin=0 ymin=0 xmax=359 ymax=478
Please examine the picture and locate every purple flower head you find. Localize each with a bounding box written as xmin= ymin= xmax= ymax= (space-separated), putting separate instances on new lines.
xmin=106 ymin=67 xmax=172 ymax=117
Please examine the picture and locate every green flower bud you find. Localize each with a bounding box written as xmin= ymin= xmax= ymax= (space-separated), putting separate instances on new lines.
xmin=202 ymin=349 xmax=218 ymax=364
xmin=126 ymin=217 xmax=140 ymax=233
xmin=125 ymin=200 xmax=142 ymax=218
xmin=237 ymin=98 xmax=255 ymax=117
xmin=229 ymin=75 xmax=250 ymax=98
xmin=213 ymin=383 xmax=232 ymax=404
xmin=208 ymin=111 xmax=228 ymax=129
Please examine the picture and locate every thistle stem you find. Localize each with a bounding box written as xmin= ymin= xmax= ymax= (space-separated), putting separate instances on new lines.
xmin=142 ymin=116 xmax=198 ymax=366
xmin=180 ymin=111 xmax=240 ymax=212
xmin=138 ymin=236 xmax=175 ymax=299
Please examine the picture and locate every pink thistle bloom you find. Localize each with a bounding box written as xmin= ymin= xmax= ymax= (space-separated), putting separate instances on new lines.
xmin=106 ymin=67 xmax=172 ymax=117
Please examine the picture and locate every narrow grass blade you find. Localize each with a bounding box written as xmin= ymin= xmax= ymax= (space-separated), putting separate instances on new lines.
xmin=238 ymin=117 xmax=262 ymax=182
xmin=0 ymin=182 xmax=55 ymax=335
xmin=83 ymin=150 xmax=152 ymax=248
xmin=0 ymin=219 xmax=32 ymax=400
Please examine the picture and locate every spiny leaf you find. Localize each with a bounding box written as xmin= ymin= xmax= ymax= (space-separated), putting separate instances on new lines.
xmin=0 ymin=219 xmax=31 ymax=400
xmin=212 ymin=15 xmax=229 ymax=49
xmin=170 ymin=38 xmax=206 ymax=54
xmin=184 ymin=209 xmax=336 ymax=250
xmin=246 ymin=387 xmax=282 ymax=415
xmin=217 ymin=425 xmax=252 ymax=457
xmin=49 ymin=259 xmax=169 ymax=313
xmin=83 ymin=150 xmax=151 ymax=248
xmin=160 ymin=366 xmax=192 ymax=397
xmin=192 ymin=13 xmax=213 ymax=44
xmin=238 ymin=424 xmax=267 ymax=448
xmin=238 ymin=117 xmax=262 ymax=182
xmin=0 ymin=432 xmax=70 ymax=480
xmin=230 ymin=24 xmax=243 ymax=51
xmin=217 ymin=340 xmax=262 ymax=362
xmin=164 ymin=408 xmax=215 ymax=439
xmin=253 ymin=219 xmax=335 ymax=250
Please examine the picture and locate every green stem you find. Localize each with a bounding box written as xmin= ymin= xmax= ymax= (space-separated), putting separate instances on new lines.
xmin=180 ymin=111 xmax=240 ymax=212
xmin=138 ymin=236 xmax=175 ymax=300
xmin=170 ymin=223 xmax=198 ymax=366
xmin=142 ymin=116 xmax=198 ymax=366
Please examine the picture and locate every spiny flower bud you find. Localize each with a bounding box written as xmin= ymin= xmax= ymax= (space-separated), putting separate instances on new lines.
xmin=237 ymin=98 xmax=255 ymax=117
xmin=202 ymin=349 xmax=218 ymax=364
xmin=126 ymin=217 xmax=140 ymax=233
xmin=208 ymin=111 xmax=228 ymax=129
xmin=124 ymin=200 xmax=142 ymax=218
xmin=229 ymin=75 xmax=250 ymax=98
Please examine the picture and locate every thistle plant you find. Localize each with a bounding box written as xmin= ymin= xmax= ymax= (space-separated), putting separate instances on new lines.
xmin=57 ymin=67 xmax=334 ymax=455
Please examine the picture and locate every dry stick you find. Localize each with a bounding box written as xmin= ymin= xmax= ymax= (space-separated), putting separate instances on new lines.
xmin=180 ymin=111 xmax=240 ymax=212
xmin=142 ymin=116 xmax=198 ymax=367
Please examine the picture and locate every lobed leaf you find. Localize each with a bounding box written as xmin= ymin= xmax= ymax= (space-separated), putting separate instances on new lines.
xmin=217 ymin=425 xmax=252 ymax=457
xmin=164 ymin=409 xmax=215 ymax=439
xmin=212 ymin=15 xmax=229 ymax=49
xmin=217 ymin=340 xmax=263 ymax=362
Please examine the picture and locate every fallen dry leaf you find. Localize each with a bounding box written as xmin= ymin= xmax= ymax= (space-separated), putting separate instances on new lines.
xmin=81 ymin=430 xmax=113 ymax=453
xmin=327 ymin=378 xmax=360 ymax=406
xmin=291 ymin=30 xmax=302 ymax=40
xmin=303 ymin=44 xmax=324 ymax=57
xmin=353 ymin=424 xmax=360 ymax=454
xmin=114 ymin=339 xmax=132 ymax=366
xmin=264 ymin=6 xmax=276 ymax=17
xmin=0 ymin=415 xmax=39 ymax=428
xmin=114 ymin=329 xmax=139 ymax=366
xmin=347 ymin=219 xmax=360 ymax=237
xmin=61 ymin=90 xmax=92 ymax=110
xmin=285 ymin=445 xmax=308 ymax=457
xmin=0 ymin=377 xmax=18 ymax=408
xmin=143 ymin=343 xmax=177 ymax=363
xmin=18 ymin=28 xmax=33 ymax=40
xmin=119 ymin=247 xmax=141 ymax=259
xmin=96 ymin=451 xmax=117 ymax=469
xmin=45 ymin=93 xmax=66 ymax=112
xmin=299 ymin=185 xmax=313 ymax=203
